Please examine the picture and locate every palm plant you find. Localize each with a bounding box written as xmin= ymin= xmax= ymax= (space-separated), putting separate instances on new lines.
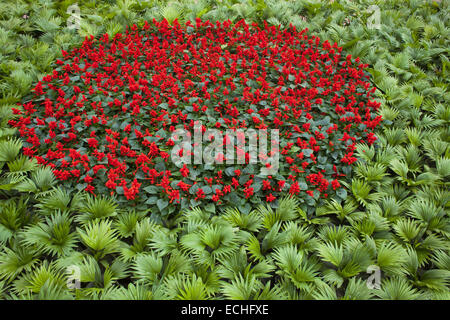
xmin=77 ymin=220 xmax=121 ymax=260
xmin=0 ymin=0 xmax=448 ymax=301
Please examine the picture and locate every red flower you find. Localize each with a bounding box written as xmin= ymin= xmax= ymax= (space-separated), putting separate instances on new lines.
xmin=289 ymin=181 xmax=301 ymax=195
xmin=85 ymin=185 xmax=95 ymax=194
xmin=195 ymin=188 xmax=205 ymax=200
xmin=106 ymin=179 xmax=117 ymax=189
xmin=177 ymin=181 xmax=191 ymax=192
xmin=331 ymin=179 xmax=340 ymax=190
xmin=302 ymin=123 xmax=311 ymax=132
xmin=11 ymin=19 xmax=381 ymax=208
xmin=367 ymin=132 xmax=377 ymax=145
xmin=168 ymin=189 xmax=180 ymax=203
xmin=286 ymin=156 xmax=294 ymax=164
xmin=262 ymin=180 xmax=272 ymax=191
xmin=180 ymin=164 xmax=189 ymax=177
xmin=124 ymin=179 xmax=141 ymax=200
xmin=87 ymin=138 xmax=98 ymax=148
xmin=231 ymin=178 xmax=239 ymax=189
xmin=243 ymin=187 xmax=254 ymax=199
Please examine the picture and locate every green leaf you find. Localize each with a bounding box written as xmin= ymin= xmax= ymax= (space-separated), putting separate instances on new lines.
xmin=157 ymin=199 xmax=169 ymax=211
xmin=336 ymin=188 xmax=347 ymax=200
xmin=143 ymin=186 xmax=159 ymax=194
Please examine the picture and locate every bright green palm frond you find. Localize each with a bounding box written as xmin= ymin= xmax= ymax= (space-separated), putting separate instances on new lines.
xmin=318 ymin=225 xmax=350 ymax=246
xmin=259 ymin=222 xmax=287 ymax=255
xmin=342 ymin=238 xmax=373 ymax=277
xmin=31 ymin=166 xmax=56 ymax=191
xmin=109 ymin=259 xmax=130 ymax=281
xmin=282 ymin=221 xmax=316 ymax=251
xmin=256 ymin=204 xmax=281 ymax=230
xmin=407 ymin=199 xmax=447 ymax=232
xmin=131 ymin=217 xmax=158 ymax=252
xmin=396 ymin=145 xmax=423 ymax=173
xmin=375 ymin=277 xmax=425 ymax=300
xmin=405 ymin=249 xmax=450 ymax=292
xmin=310 ymin=280 xmax=338 ymax=300
xmin=180 ymin=223 xmax=240 ymax=267
xmin=33 ymin=279 xmax=74 ymax=300
xmin=148 ymin=227 xmax=178 ymax=256
xmin=14 ymin=166 xmax=56 ymax=193
xmin=416 ymin=269 xmax=450 ymax=292
xmin=355 ymin=143 xmax=376 ymax=162
xmin=182 ymin=0 xmax=210 ymax=22
xmin=436 ymin=156 xmax=450 ymax=178
xmin=0 ymin=197 xmax=32 ymax=236
xmin=350 ymin=179 xmax=381 ymax=207
xmin=356 ymin=162 xmax=388 ymax=183
xmin=222 ymin=207 xmax=262 ymax=232
xmin=253 ymin=281 xmax=288 ymax=300
xmin=383 ymin=127 xmax=406 ymax=146
xmin=163 ymin=251 xmax=192 ymax=278
xmin=276 ymin=196 xmax=300 ymax=221
xmin=0 ymin=245 xmax=40 ymax=282
xmin=272 ymin=244 xmax=303 ymax=275
xmin=393 ymin=218 xmax=422 ymax=243
xmin=160 ymin=2 xmax=184 ymax=24
xmin=316 ymin=198 xmax=361 ymax=223
xmin=246 ymin=234 xmax=265 ymax=262
xmin=216 ymin=247 xmax=249 ymax=280
xmin=432 ymin=250 xmax=450 ymax=271
xmin=19 ymin=210 xmax=78 ymax=257
xmin=75 ymin=194 xmax=118 ymax=223
xmin=371 ymin=195 xmax=406 ymax=221
xmin=422 ymin=132 xmax=448 ymax=158
xmin=12 ymin=261 xmax=67 ymax=297
xmin=108 ymin=283 xmax=153 ymax=300
xmin=273 ymin=244 xmax=320 ymax=292
xmin=34 ymin=187 xmax=84 ymax=216
xmin=77 ymin=220 xmax=120 ymax=260
xmin=220 ymin=273 xmax=262 ymax=300
xmin=113 ymin=210 xmax=140 ymax=238
xmin=342 ymin=277 xmax=375 ymax=300
xmin=76 ymin=256 xmax=117 ymax=297
xmin=256 ymin=197 xmax=299 ymax=230
xmin=0 ymin=138 xmax=22 ymax=162
xmin=182 ymin=206 xmax=211 ymax=233
xmin=247 ymin=259 xmax=276 ymax=280
xmin=6 ymin=155 xmax=38 ymax=176
xmin=404 ymin=126 xmax=423 ymax=147
xmin=317 ymin=241 xmax=344 ymax=268
xmin=132 ymin=252 xmax=163 ymax=285
xmin=163 ymin=274 xmax=209 ymax=300
xmin=415 ymin=185 xmax=449 ymax=209
xmin=191 ymin=264 xmax=221 ymax=296
xmin=375 ymin=144 xmax=399 ymax=166
xmin=375 ymin=242 xmax=407 ymax=277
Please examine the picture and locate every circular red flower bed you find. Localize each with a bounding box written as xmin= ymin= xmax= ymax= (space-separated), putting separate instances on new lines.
xmin=10 ymin=19 xmax=382 ymax=215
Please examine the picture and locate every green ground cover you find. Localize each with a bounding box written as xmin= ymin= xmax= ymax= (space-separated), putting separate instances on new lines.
xmin=0 ymin=0 xmax=448 ymax=300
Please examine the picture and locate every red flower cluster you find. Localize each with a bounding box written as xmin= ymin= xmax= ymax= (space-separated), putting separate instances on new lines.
xmin=10 ymin=19 xmax=381 ymax=211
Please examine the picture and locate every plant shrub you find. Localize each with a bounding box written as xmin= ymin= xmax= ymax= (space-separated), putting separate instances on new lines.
xmin=9 ymin=19 xmax=382 ymax=215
